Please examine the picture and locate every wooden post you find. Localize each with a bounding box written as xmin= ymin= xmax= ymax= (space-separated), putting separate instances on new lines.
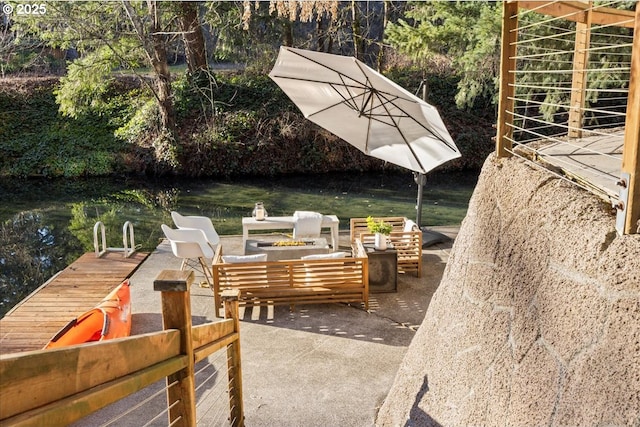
xmin=621 ymin=3 xmax=640 ymax=234
xmin=496 ymin=1 xmax=519 ymax=157
xmin=568 ymin=1 xmax=593 ymax=138
xmin=222 ymin=289 xmax=244 ymax=427
xmin=154 ymin=270 xmax=197 ymax=427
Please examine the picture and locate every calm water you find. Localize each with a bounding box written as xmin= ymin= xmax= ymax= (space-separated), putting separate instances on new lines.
xmin=0 ymin=171 xmax=478 ymax=317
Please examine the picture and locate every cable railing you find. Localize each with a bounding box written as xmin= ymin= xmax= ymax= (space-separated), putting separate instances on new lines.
xmin=496 ymin=0 xmax=639 ymax=234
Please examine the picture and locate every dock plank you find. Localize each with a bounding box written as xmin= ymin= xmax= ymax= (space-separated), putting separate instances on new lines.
xmin=0 ymin=251 xmax=148 ymax=355
xmin=534 ymin=129 xmax=624 ymax=200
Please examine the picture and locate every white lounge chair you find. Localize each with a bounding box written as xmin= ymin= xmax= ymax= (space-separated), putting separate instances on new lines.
xmin=161 ymin=224 xmax=215 ymax=287
xmin=293 ymin=211 xmax=323 ymax=239
xmin=171 ymin=211 xmax=220 ymax=248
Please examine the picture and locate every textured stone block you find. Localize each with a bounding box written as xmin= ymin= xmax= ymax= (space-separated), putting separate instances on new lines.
xmin=376 ymin=155 xmax=640 ymax=427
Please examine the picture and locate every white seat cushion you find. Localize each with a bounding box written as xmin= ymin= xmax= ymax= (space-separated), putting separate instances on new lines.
xmin=222 ymin=254 xmax=268 ymax=263
xmin=301 ymin=252 xmax=346 ymax=260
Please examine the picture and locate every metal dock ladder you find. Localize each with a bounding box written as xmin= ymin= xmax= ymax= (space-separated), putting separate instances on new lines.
xmin=93 ymin=221 xmax=139 ymax=258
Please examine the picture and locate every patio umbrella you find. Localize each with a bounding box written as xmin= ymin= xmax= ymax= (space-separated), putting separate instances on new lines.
xmin=269 ymin=46 xmax=461 ymax=226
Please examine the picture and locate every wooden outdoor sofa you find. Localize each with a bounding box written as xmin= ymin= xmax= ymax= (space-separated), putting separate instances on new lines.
xmin=350 ymin=216 xmax=423 ymax=277
xmin=212 ymin=241 xmax=369 ymax=316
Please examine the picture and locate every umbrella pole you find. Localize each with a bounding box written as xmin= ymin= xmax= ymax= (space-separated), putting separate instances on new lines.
xmin=415 ymin=173 xmax=427 ymax=227
xmin=415 ymin=82 xmax=428 ymax=227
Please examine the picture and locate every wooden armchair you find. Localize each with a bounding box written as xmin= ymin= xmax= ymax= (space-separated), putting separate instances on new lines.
xmin=350 ymin=217 xmax=423 ymax=277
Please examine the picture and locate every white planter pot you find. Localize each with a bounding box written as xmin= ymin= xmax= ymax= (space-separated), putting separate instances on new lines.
xmin=374 ymin=233 xmax=387 ymax=250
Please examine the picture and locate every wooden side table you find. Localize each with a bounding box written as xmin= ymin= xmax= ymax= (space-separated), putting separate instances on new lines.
xmin=364 ymin=245 xmax=397 ymax=293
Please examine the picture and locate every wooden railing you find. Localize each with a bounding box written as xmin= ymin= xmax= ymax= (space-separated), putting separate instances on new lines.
xmin=0 ymin=270 xmax=244 ymax=427
xmin=496 ymin=1 xmax=640 ymax=234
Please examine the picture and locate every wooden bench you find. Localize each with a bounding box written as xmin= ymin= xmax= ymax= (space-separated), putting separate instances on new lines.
xmin=212 ymin=241 xmax=369 ymax=315
xmin=350 ymin=217 xmax=423 ymax=277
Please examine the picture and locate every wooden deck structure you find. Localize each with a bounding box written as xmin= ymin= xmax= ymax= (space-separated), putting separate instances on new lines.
xmin=532 ymin=130 xmax=624 ymax=201
xmin=496 ymin=1 xmax=640 ymax=234
xmin=0 ymin=251 xmax=148 ymax=355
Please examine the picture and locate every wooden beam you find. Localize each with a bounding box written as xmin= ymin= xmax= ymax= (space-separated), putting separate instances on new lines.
xmin=0 ymin=331 xmax=181 ymax=420
xmin=158 ymin=270 xmax=197 ymax=427
xmin=568 ymin=1 xmax=592 ymax=138
xmin=222 ymin=290 xmax=245 ymax=427
xmin=2 ymin=356 xmax=188 ymax=427
xmin=621 ymin=3 xmax=640 ymax=234
xmin=516 ymin=1 xmax=635 ymax=29
xmin=496 ymin=1 xmax=519 ymax=157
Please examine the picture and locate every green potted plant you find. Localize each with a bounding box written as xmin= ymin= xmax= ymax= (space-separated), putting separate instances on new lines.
xmin=366 ymin=216 xmax=392 ymax=250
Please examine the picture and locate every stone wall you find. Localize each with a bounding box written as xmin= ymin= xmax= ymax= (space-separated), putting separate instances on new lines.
xmin=376 ymin=155 xmax=640 ymax=427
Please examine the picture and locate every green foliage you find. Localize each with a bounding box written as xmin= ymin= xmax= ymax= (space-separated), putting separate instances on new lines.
xmin=55 ymin=43 xmax=145 ymax=119
xmin=114 ymin=97 xmax=159 ymax=143
xmin=0 ymin=80 xmax=126 ymax=177
xmin=385 ymin=1 xmax=502 ymax=109
xmin=366 ymin=216 xmax=393 ymax=235
xmin=1 ymin=61 xmax=494 ymax=178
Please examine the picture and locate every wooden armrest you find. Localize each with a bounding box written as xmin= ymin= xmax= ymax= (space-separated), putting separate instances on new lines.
xmin=213 ymin=243 xmax=224 ymax=263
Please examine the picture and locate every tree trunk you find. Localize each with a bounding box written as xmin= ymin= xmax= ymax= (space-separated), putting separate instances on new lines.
xmin=147 ymin=1 xmax=176 ymax=133
xmin=376 ymin=0 xmax=389 ymax=72
xmin=179 ymin=1 xmax=207 ymax=73
xmin=351 ymin=1 xmax=365 ymax=61
xmin=283 ymin=20 xmax=293 ymax=47
xmin=316 ymin=16 xmax=326 ymax=52
xmin=151 ymin=37 xmax=176 ymax=133
xmin=122 ymin=0 xmax=177 ymax=136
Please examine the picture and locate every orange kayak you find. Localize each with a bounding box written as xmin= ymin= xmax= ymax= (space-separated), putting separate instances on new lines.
xmin=44 ymin=280 xmax=132 ymax=349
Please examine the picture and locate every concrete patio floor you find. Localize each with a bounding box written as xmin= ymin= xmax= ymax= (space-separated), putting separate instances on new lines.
xmin=75 ymin=226 xmax=458 ymax=427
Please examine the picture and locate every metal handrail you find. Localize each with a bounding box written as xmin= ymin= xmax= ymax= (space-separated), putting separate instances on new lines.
xmin=93 ymin=221 xmax=138 ymax=258
xmin=122 ymin=221 xmax=136 ymax=258
xmin=93 ymin=221 xmax=108 ymax=257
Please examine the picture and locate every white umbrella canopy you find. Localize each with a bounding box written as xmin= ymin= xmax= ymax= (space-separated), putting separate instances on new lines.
xmin=268 ymin=46 xmax=461 ymax=175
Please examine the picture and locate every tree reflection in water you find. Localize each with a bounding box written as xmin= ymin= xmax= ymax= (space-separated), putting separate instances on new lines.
xmin=0 ymin=172 xmax=477 ymax=318
xmin=1 ymin=212 xmax=78 ymax=317
xmin=0 ymin=183 xmax=178 ymax=318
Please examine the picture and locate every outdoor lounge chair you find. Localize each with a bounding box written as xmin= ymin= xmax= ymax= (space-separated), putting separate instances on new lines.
xmin=292 ymin=211 xmax=323 ymax=239
xmin=171 ymin=211 xmax=220 ymax=249
xmin=161 ymin=224 xmax=215 ymax=287
xmin=350 ymin=216 xmax=423 ymax=277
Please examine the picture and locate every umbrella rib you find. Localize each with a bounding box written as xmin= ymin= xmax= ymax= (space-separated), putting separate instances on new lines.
xmin=350 ymin=58 xmax=457 ymax=152
xmin=269 ymin=75 xmax=374 ymax=116
xmin=276 ymin=48 xmax=422 ymax=103
xmin=373 ymin=90 xmax=428 ymax=173
xmin=360 ymin=90 xmax=374 ymax=117
xmin=281 ymin=48 xmax=368 ymax=88
xmin=306 ymin=81 xmax=370 ymax=118
xmin=375 ymin=90 xmax=458 ymax=153
xmin=337 ymin=73 xmax=362 ymax=112
xmin=269 ymin=74 xmax=367 ymax=92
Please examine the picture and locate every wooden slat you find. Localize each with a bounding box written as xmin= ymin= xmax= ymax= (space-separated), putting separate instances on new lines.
xmin=568 ymin=2 xmax=592 ymax=138
xmin=349 ymin=216 xmax=423 ymax=277
xmin=515 ymin=1 xmax=635 ymax=29
xmin=0 ymin=251 xmax=148 ymax=355
xmin=0 ymin=330 xmax=180 ymax=419
xmin=3 ymin=355 xmax=187 ymax=427
xmin=497 ymin=1 xmax=519 ymax=158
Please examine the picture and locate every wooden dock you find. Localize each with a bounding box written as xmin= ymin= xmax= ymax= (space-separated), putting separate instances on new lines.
xmin=0 ymin=251 xmax=148 ymax=355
